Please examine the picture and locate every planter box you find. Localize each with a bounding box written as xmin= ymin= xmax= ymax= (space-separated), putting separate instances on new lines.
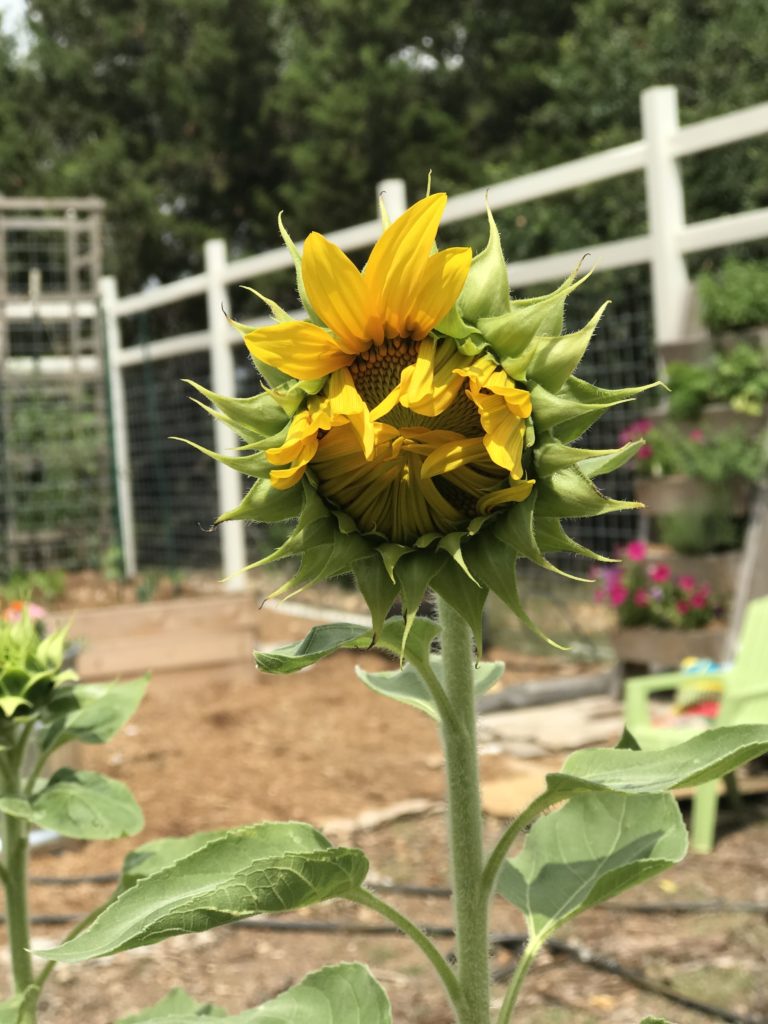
xmin=647 ymin=401 xmax=767 ymax=437
xmin=634 ymin=475 xmax=750 ymax=517
xmin=614 ymin=624 xmax=726 ymax=670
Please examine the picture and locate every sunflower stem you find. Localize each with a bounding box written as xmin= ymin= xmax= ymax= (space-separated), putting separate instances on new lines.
xmin=436 ymin=596 xmax=490 ymax=1024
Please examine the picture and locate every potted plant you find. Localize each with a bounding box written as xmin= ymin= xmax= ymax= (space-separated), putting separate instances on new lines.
xmin=697 ymin=256 xmax=768 ymax=346
xmin=621 ymin=418 xmax=764 ymax=520
xmin=596 ymin=541 xmax=727 ymax=669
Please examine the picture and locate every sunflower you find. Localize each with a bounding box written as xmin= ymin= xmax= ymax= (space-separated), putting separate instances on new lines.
xmin=186 ymin=192 xmax=653 ymax=643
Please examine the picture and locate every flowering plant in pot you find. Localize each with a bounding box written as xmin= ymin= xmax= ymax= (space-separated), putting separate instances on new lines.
xmin=595 ymin=540 xmax=722 ymax=629
xmin=26 ymin=194 xmax=768 ymax=1024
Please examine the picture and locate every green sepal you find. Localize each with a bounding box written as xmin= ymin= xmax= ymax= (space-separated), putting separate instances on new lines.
xmin=216 ymin=479 xmax=302 ymax=525
xmin=478 ymin=268 xmax=588 ymax=366
xmin=39 ymin=822 xmax=369 ymax=963
xmin=535 ymin=466 xmax=641 ymax=518
xmin=267 ymin=529 xmax=372 ymax=601
xmin=493 ymin=496 xmax=591 ymax=582
xmin=393 ymin=550 xmax=444 ymax=651
xmin=174 ymin=437 xmax=272 ymax=479
xmin=435 ymin=304 xmax=480 ymax=342
xmin=278 ymin=212 xmax=323 ymax=326
xmin=548 ymin=377 xmax=661 ymax=443
xmin=269 ymin=375 xmax=327 ymax=417
xmin=534 ymin=518 xmax=617 ymax=563
xmin=526 ymin=303 xmax=608 ymax=393
xmin=578 ymin=440 xmax=645 ymax=480
xmin=356 ymin=655 xmax=503 ymax=721
xmin=430 ymin=557 xmax=488 ymax=656
xmin=0 ymin=769 xmax=143 ymax=840
xmin=535 ymin=439 xmax=642 ymax=477
xmin=354 ymin=554 xmax=398 ymax=636
xmin=464 ymin=534 xmax=565 ymax=650
xmin=457 ymin=206 xmax=510 ymax=322
xmin=183 ymin=379 xmax=288 ymax=441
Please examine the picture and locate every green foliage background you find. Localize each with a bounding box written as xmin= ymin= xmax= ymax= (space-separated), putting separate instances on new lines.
xmin=1 ymin=0 xmax=765 ymax=291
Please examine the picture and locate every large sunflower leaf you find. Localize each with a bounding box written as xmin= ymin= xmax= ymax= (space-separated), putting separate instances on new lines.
xmin=117 ymin=988 xmax=225 ymax=1021
xmin=39 ymin=823 xmax=368 ymax=963
xmin=498 ymin=792 xmax=687 ymax=941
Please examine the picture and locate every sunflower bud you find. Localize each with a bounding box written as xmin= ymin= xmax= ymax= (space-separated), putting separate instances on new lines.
xmin=0 ymin=616 xmax=77 ymax=718
xmin=187 ymin=194 xmax=652 ymax=640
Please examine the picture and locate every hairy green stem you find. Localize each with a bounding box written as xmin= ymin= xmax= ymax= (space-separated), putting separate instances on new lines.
xmin=349 ymin=888 xmax=461 ymax=1007
xmin=2 ymin=812 xmax=33 ymax=994
xmin=436 ymin=597 xmax=490 ymax=1024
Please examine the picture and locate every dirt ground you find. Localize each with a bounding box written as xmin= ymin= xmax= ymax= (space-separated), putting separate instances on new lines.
xmin=4 ymin=600 xmax=768 ymax=1024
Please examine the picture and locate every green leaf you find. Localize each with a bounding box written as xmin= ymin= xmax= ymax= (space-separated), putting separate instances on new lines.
xmin=237 ymin=963 xmax=392 ymax=1024
xmin=42 ymin=677 xmax=148 ymax=752
xmin=254 ymin=623 xmax=371 ymax=673
xmin=548 ymin=726 xmax=768 ymax=798
xmin=119 ymin=830 xmax=232 ymax=892
xmin=0 ymin=769 xmax=143 ymax=840
xmin=39 ymin=822 xmax=368 ymax=962
xmin=254 ymin=616 xmax=439 ymax=676
xmin=498 ymin=791 xmax=687 ymax=940
xmin=117 ymin=988 xmax=226 ymax=1021
xmin=639 ymin=1019 xmax=675 ymax=1024
xmin=356 ymin=655 xmax=504 ymax=720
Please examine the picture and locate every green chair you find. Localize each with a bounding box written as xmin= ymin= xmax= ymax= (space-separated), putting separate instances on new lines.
xmin=624 ymin=595 xmax=768 ymax=853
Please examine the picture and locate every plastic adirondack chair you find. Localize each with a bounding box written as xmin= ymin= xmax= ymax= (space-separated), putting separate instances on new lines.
xmin=624 ymin=595 xmax=768 ymax=853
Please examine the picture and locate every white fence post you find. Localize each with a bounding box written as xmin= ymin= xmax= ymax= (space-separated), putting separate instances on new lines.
xmin=376 ymin=177 xmax=408 ymax=220
xmin=641 ymin=85 xmax=691 ymax=347
xmin=203 ymin=238 xmax=247 ymax=590
xmin=99 ymin=274 xmax=138 ymax=578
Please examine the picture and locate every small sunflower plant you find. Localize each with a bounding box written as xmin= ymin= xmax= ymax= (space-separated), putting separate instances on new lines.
xmin=37 ymin=196 xmax=768 ymax=1024
xmin=0 ymin=608 xmax=147 ymax=1023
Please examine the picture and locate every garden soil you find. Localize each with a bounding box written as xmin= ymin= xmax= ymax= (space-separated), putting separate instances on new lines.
xmin=4 ymin=600 xmax=768 ymax=1023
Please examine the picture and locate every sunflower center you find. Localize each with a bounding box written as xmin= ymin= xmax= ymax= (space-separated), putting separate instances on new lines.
xmin=349 ymin=338 xmax=418 ymax=408
xmin=349 ymin=338 xmax=484 ymax=437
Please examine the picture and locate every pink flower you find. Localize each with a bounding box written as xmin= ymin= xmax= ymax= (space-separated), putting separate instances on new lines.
xmin=691 ymin=592 xmax=709 ymax=610
xmin=594 ymin=586 xmax=606 ymax=602
xmin=633 ymin=588 xmax=649 ymax=607
xmin=618 ymin=418 xmax=652 ymax=445
xmin=678 ymin=575 xmax=696 ymax=593
xmin=637 ymin=443 xmax=653 ymax=460
xmin=649 ymin=563 xmax=671 ymax=583
xmin=624 ymin=540 xmax=647 ymax=562
xmin=689 ymin=428 xmax=705 ymax=442
xmin=609 ymin=584 xmax=629 ymax=607
xmin=676 ymin=599 xmax=690 ymax=615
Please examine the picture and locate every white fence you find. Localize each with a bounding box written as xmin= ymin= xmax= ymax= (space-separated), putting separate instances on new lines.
xmin=99 ymin=85 xmax=768 ymax=585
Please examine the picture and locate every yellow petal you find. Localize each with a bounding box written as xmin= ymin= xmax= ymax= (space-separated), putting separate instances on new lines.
xmin=400 ymin=337 xmax=467 ymax=416
xmin=469 ymin=391 xmax=527 ymax=476
xmin=302 ymin=232 xmax=381 ymax=349
xmin=420 ymin=436 xmax=487 ymax=479
xmin=403 ymin=247 xmax=472 ymax=340
xmin=364 ymin=193 xmax=447 ymax=338
xmin=245 ymin=321 xmax=353 ymax=380
xmin=477 ymin=479 xmax=535 ymax=514
xmin=326 ymin=368 xmax=375 ymax=458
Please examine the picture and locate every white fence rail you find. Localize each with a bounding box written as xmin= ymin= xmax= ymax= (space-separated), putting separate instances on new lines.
xmin=100 ymin=85 xmax=768 ymax=583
